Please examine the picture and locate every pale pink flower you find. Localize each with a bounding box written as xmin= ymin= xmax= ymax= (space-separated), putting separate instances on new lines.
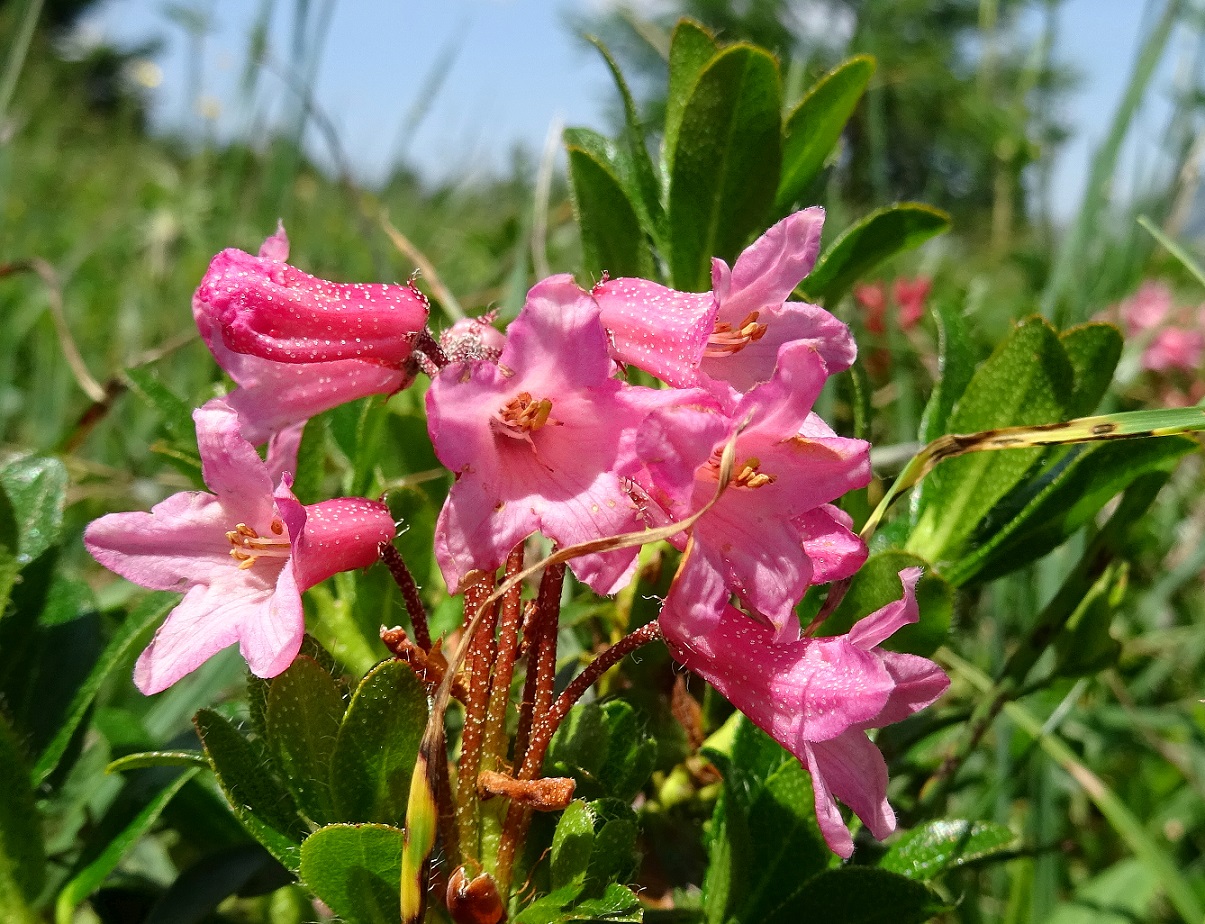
xmin=854 ymin=281 xmax=887 ymax=335
xmin=661 ymin=568 xmax=949 ymax=858
xmin=427 ymin=275 xmax=677 ymax=596
xmin=193 ymin=226 xmax=427 ymax=443
xmin=638 ymin=341 xmax=870 ymax=641
xmin=1119 ymin=280 xmax=1173 ymax=336
xmin=595 ymin=208 xmax=855 ymax=396
xmin=84 ymin=400 xmax=395 ymax=694
xmin=1142 ymin=326 xmax=1205 ymax=373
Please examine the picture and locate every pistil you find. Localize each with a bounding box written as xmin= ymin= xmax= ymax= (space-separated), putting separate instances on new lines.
xmin=703 ymin=311 xmax=768 ymax=357
xmin=491 ymin=392 xmax=554 ymax=440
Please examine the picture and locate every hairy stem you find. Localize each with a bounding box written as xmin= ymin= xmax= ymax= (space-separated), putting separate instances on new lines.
xmin=381 ymin=543 xmax=432 ymax=650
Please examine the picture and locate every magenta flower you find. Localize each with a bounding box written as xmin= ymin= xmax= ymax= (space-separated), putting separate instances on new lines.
xmin=1119 ymin=280 xmax=1173 ymax=336
xmin=193 ymin=226 xmax=426 ymax=443
xmin=638 ymin=341 xmax=870 ymax=640
xmin=84 ymin=400 xmax=395 ymax=694
xmin=595 ymin=208 xmax=855 ymax=395
xmin=427 ymin=275 xmax=675 ymax=596
xmin=661 ymin=568 xmax=949 ymax=857
xmin=1143 ymin=326 xmax=1205 ymax=373
xmin=892 ymin=276 xmax=932 ymax=330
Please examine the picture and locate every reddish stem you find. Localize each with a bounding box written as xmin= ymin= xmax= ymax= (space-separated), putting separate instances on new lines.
xmin=481 ymin=544 xmax=527 ymax=771
xmin=381 ymin=543 xmax=432 ymax=651
xmin=455 ymin=572 xmax=498 ymax=860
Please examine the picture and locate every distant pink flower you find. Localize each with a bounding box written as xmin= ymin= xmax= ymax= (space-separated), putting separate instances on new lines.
xmin=84 ymin=400 xmax=395 ymax=694
xmin=194 ymin=227 xmax=422 ymax=443
xmin=639 ymin=341 xmax=870 ymax=641
xmin=854 ymin=282 xmax=887 ymax=335
xmin=1119 ymin=280 xmax=1173 ymax=336
xmin=892 ymin=276 xmax=931 ymax=330
xmin=427 ymin=275 xmax=677 ymax=596
xmin=1143 ymin=326 xmax=1205 ymax=373
xmin=662 ymin=568 xmax=949 ymax=857
xmin=595 ymin=208 xmax=855 ymax=396
xmin=440 ymin=315 xmax=506 ymax=364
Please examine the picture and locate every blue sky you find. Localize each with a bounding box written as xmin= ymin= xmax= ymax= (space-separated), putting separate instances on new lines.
xmin=82 ymin=0 xmax=1187 ymax=218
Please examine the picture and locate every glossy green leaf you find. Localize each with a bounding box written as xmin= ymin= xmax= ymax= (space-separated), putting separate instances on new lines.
xmin=299 ymin=823 xmax=404 ymax=924
xmin=702 ymin=717 xmax=830 ymax=924
xmin=55 ymin=768 xmax=199 ymax=924
xmin=123 ymin=365 xmax=197 ymax=447
xmin=0 ymin=483 xmax=19 ymax=618
xmin=32 ymin=592 xmax=174 ymax=785
xmin=908 ymin=318 xmax=1072 ymax=562
xmin=782 ymin=867 xmax=945 ymax=924
xmin=667 ymin=44 xmax=782 ymax=291
xmin=0 ymin=455 xmax=68 ymax=566
xmin=1060 ymin=323 xmax=1123 ymax=417
xmin=329 ymin=660 xmax=428 ymax=825
xmin=194 ymin=708 xmax=305 ymax=871
xmin=917 ymin=299 xmax=976 ymax=445
xmin=290 ymin=413 xmax=328 ymax=504
xmin=566 ymin=129 xmax=653 ymax=280
xmin=776 ymin=55 xmax=875 ymax=211
xmin=799 ymin=204 xmax=950 ymax=307
xmin=513 ymin=883 xmax=643 ymax=924
xmin=946 ymin=436 xmax=1195 ymax=586
xmin=582 ymin=799 xmax=641 ymax=894
xmin=0 ymin=714 xmax=43 ymax=922
xmin=546 ymin=700 xmax=657 ymax=804
xmin=817 ymin=550 xmax=951 ymax=656
xmin=881 ymin=819 xmax=1016 ymax=880
xmin=587 ymin=35 xmax=665 ymax=242
xmin=266 ymin=655 xmax=347 ymax=824
xmin=664 ymin=18 xmax=718 ymax=177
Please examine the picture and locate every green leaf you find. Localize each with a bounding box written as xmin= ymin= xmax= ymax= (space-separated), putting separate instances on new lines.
xmin=55 ymin=768 xmax=199 ymax=924
xmin=513 ymin=883 xmax=644 ymax=924
xmin=781 ymin=867 xmax=945 ymax=924
xmin=290 ymin=413 xmax=328 ymax=504
xmin=0 ymin=714 xmax=44 ymax=921
xmin=551 ymin=800 xmax=596 ymax=893
xmin=329 ymin=660 xmax=428 ymax=825
xmin=0 ymin=455 xmax=68 ymax=566
xmin=123 ymin=366 xmax=197 ymax=447
xmin=907 ymin=317 xmax=1073 ymax=562
xmin=667 ymin=44 xmax=782 ymax=291
xmin=299 ymin=823 xmax=404 ymax=924
xmin=945 ymin=436 xmax=1195 ymax=586
xmin=799 ymin=204 xmax=950 ymax=307
xmin=587 ymin=35 xmax=665 ymax=243
xmin=0 ymin=483 xmax=19 ymax=617
xmin=817 ymin=551 xmax=951 ymax=656
xmin=106 ymin=749 xmax=208 ymax=773
xmin=266 ymin=656 xmax=347 ymax=824
xmin=664 ymin=18 xmax=718 ymax=178
xmin=702 ymin=717 xmax=830 ymax=924
xmin=32 ymin=592 xmax=174 ymax=785
xmin=566 ymin=130 xmax=653 ymax=280
xmin=1054 ymin=563 xmax=1125 ymax=677
xmin=917 ymin=299 xmax=976 ymax=445
xmin=582 ymin=799 xmax=641 ymax=894
xmin=194 ymin=708 xmax=306 ymax=871
xmin=880 ymin=820 xmax=1017 ymax=880
xmin=546 ymin=700 xmax=657 ymax=804
xmin=1060 ymin=323 xmax=1123 ymax=417
xmin=775 ymin=55 xmax=875 ymax=212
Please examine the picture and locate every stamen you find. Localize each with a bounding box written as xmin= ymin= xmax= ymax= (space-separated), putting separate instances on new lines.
xmin=491 ymin=391 xmax=557 ymax=439
xmin=703 ymin=452 xmax=776 ymax=489
xmin=704 ymin=311 xmax=768 ymax=357
xmin=226 ymin=521 xmax=291 ymax=569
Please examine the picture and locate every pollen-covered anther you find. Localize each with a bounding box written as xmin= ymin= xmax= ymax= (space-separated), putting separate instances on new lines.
xmin=226 ymin=521 xmax=291 ymax=568
xmin=704 ymin=311 xmax=769 ymax=357
xmin=491 ymin=391 xmax=556 ymax=439
xmin=733 ymin=456 xmax=776 ymax=489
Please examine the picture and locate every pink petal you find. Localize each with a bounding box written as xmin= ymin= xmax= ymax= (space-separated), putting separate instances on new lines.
xmin=239 ymin=562 xmax=306 ymax=678
xmin=500 ymin=275 xmax=615 ymax=390
xmin=287 ymin=496 xmax=396 ymax=591
xmin=265 ymin=422 xmax=305 ymax=484
xmin=805 ymin=729 xmax=895 ymax=853
xmin=847 ymin=567 xmax=923 ymax=650
xmin=798 ymin=505 xmax=867 ymax=584
xmin=84 ymin=492 xmax=234 ymax=592
xmin=716 ymin=207 xmax=826 ymax=323
xmin=636 ymin=398 xmax=729 ymax=514
xmin=801 ymin=741 xmax=855 ymax=859
xmin=659 ymin=538 xmax=738 ymax=639
xmin=132 ymin=569 xmax=283 ymax=693
xmin=193 ymin=400 xmax=276 ymax=528
xmin=258 ymin=222 xmax=290 ymax=262
xmin=872 ymin=651 xmax=951 ymax=727
xmin=594 ymin=277 xmax=714 ymax=387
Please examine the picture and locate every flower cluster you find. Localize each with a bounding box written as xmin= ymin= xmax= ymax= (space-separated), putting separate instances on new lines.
xmin=1112 ymin=280 xmax=1205 ymax=405
xmin=854 ymin=275 xmax=932 ymax=335
xmin=85 ymin=209 xmax=948 ymax=858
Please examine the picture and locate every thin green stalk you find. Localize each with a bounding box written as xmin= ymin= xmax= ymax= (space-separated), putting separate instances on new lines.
xmin=0 ymin=0 xmax=44 ymax=127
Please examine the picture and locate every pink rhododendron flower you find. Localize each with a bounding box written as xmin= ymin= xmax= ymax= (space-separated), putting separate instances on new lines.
xmin=892 ymin=276 xmax=932 ymax=330
xmin=1119 ymin=280 xmax=1173 ymax=335
xmin=595 ymin=208 xmax=855 ymax=396
xmin=661 ymin=568 xmax=949 ymax=857
xmin=440 ymin=314 xmax=506 ymax=364
xmin=639 ymin=341 xmax=870 ymax=641
xmin=854 ymin=281 xmax=887 ymax=335
xmin=84 ymin=400 xmax=395 ymax=693
xmin=1143 ymin=326 xmax=1205 ymax=373
xmin=193 ymin=227 xmax=421 ymax=443
xmin=427 ymin=275 xmax=677 ymax=596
